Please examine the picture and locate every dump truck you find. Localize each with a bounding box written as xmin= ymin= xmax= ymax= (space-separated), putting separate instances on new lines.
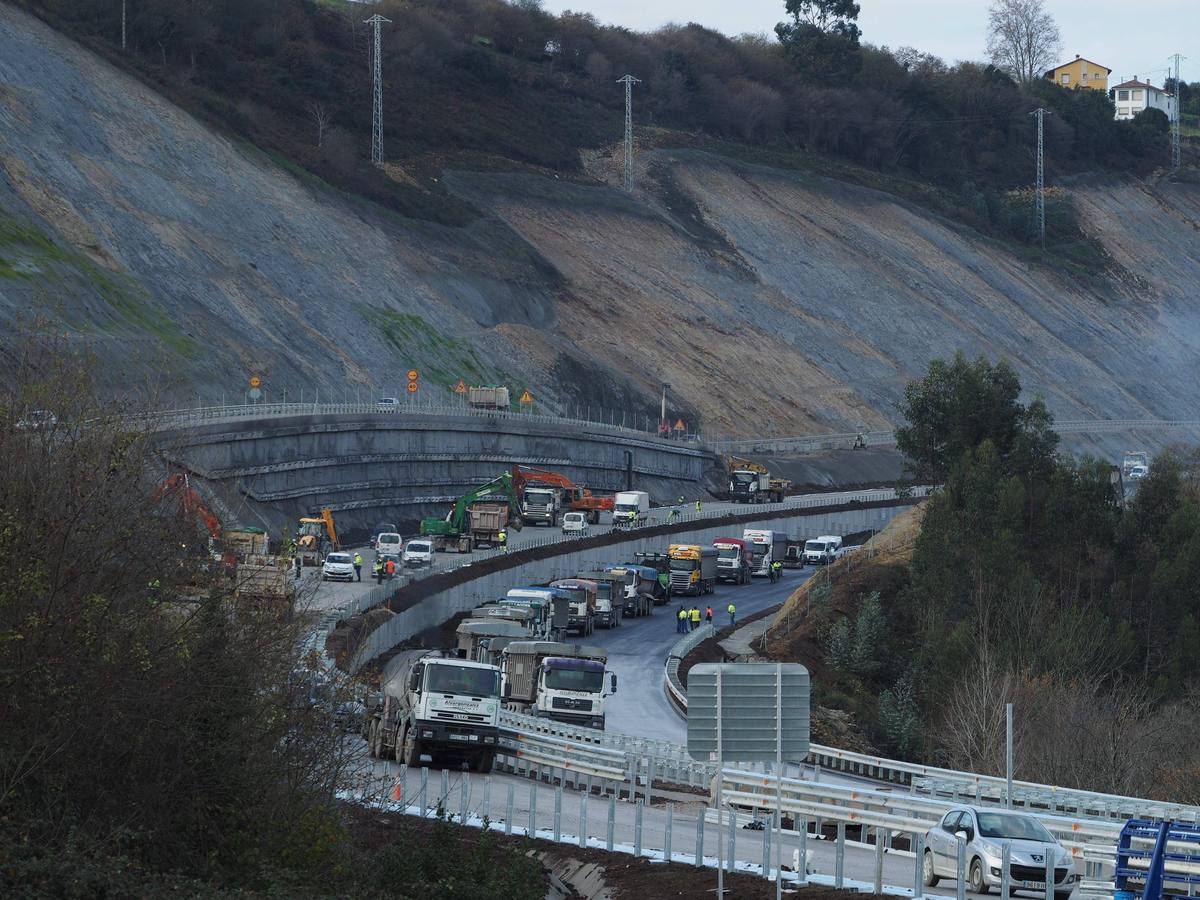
xmin=468 ymin=386 xmax=510 ymax=410
xmin=234 ymin=554 xmax=296 ymax=616
xmin=421 ymin=473 xmax=521 ymax=552
xmin=612 ymin=490 xmax=650 ymax=528
xmin=727 ymin=457 xmax=792 ymax=503
xmin=633 ymin=551 xmax=672 ymax=601
xmin=549 ymin=578 xmax=598 ymax=637
xmin=500 ymin=641 xmax=616 ymax=730
xmin=712 ymin=536 xmax=754 ymax=584
xmin=363 ymin=649 xmax=501 ymax=772
xmin=575 ymin=571 xmax=627 ymax=628
xmin=512 ymin=465 xmax=615 ymax=526
xmin=599 ymin=564 xmax=656 ymax=617
xmin=468 ymin=502 xmax=510 ymax=549
xmin=668 ymin=544 xmax=718 ymax=596
xmin=456 ymin=619 xmax=531 ymax=666
xmin=743 ymin=529 xmax=788 ymax=576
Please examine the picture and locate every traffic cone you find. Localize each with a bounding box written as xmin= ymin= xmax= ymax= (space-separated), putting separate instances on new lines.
xmin=391 ymin=776 xmax=402 ymax=802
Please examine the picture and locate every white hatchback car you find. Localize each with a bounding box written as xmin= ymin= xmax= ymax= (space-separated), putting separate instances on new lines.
xmin=561 ymin=511 xmax=590 ymax=535
xmin=321 ymin=552 xmax=356 ymax=582
xmin=402 ymin=540 xmax=434 ymax=568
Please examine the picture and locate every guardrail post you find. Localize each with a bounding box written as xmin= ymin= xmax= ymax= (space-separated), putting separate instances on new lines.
xmin=440 ymin=769 xmax=450 ymax=813
xmin=798 ymin=817 xmax=808 ymax=885
xmin=1001 ymin=841 xmax=1011 ymax=900
xmin=420 ymin=767 xmax=428 ymax=817
xmin=914 ymin=832 xmax=924 ymax=899
xmin=665 ymin=802 xmax=674 ymax=863
xmin=647 ymin=756 xmax=655 ymax=805
xmin=460 ymin=771 xmax=470 ymax=823
xmin=635 ymin=799 xmax=644 ymax=857
xmin=761 ymin=812 xmax=772 ymax=880
xmin=529 ymin=784 xmax=538 ymax=836
xmin=554 ymin=786 xmax=562 ymax=842
xmin=607 ymin=794 xmax=616 ymax=850
xmin=835 ymin=821 xmax=845 ymax=888
xmin=1044 ymin=848 xmax=1054 ymax=900
xmin=874 ymin=826 xmax=885 ymax=894
xmin=579 ymin=791 xmax=588 ymax=849
xmin=506 ymin=784 xmax=514 ymax=836
xmin=482 ymin=776 xmax=491 ymax=822
xmin=696 ymin=804 xmax=706 ymax=866
xmin=956 ymin=837 xmax=967 ymax=900
xmin=728 ymin=807 xmax=737 ymax=874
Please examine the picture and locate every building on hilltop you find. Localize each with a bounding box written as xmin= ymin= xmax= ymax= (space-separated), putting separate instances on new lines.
xmin=1110 ymin=78 xmax=1178 ymax=121
xmin=1044 ymin=55 xmax=1111 ymax=91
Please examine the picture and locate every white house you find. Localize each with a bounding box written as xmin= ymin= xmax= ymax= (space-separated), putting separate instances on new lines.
xmin=1111 ymin=78 xmax=1177 ymax=121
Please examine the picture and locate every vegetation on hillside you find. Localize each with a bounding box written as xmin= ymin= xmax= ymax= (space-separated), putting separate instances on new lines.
xmin=0 ymin=332 xmax=542 ymax=895
xmin=18 ymin=0 xmax=1191 ymax=247
xmin=767 ymin=353 xmax=1200 ymax=800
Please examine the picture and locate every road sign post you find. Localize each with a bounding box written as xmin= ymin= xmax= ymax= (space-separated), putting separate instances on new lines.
xmin=687 ymin=663 xmax=811 ymax=897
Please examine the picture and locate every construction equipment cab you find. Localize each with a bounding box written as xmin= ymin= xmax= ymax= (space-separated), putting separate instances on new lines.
xmin=297 ymin=508 xmax=338 ymax=565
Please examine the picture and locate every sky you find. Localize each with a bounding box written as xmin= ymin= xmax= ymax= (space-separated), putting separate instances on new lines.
xmin=539 ymin=1 xmax=1198 ymax=86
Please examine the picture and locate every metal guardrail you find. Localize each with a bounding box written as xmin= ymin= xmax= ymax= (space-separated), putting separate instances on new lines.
xmin=665 ymin=623 xmax=715 ymax=713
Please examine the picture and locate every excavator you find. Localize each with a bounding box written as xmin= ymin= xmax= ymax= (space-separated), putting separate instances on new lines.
xmin=420 ymin=473 xmax=522 ymax=552
xmin=153 ymin=472 xmax=235 ymax=573
xmin=296 ymin=508 xmax=339 ymax=566
xmin=511 ymin=465 xmax=614 ymax=525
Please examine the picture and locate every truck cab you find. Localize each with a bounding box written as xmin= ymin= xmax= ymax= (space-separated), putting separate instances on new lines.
xmin=521 ymin=485 xmax=562 ymax=527
xmin=803 ymin=535 xmax=844 ymax=566
xmin=501 ymin=641 xmax=615 ymax=731
xmin=365 ymin=650 xmax=501 ymax=772
xmin=668 ymin=544 xmax=718 ymax=596
xmin=712 ymin=536 xmax=753 ymax=584
xmin=612 ymin=491 xmax=650 ymax=528
xmin=575 ymin=572 xmax=625 ymax=628
xmin=742 ymin=529 xmax=787 ymax=576
xmin=549 ymin=579 xmax=598 ymax=637
xmin=603 ymin=563 xmax=659 ymax=615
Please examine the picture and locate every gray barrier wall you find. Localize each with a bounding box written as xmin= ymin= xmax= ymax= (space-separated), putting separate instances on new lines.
xmin=350 ymin=503 xmax=909 ymax=671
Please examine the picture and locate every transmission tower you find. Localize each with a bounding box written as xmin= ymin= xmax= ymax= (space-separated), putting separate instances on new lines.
xmin=121 ymin=0 xmax=126 ymax=52
xmin=1170 ymin=53 xmax=1184 ymax=171
xmin=1029 ymin=107 xmax=1052 ymax=249
xmin=364 ymin=14 xmax=391 ymax=166
xmin=616 ymin=74 xmax=641 ymax=192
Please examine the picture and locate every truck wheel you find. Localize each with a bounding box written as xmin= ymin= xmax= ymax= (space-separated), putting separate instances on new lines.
xmin=402 ymin=728 xmax=423 ymax=768
xmin=475 ymin=750 xmax=495 ymax=774
xmin=367 ymin=721 xmax=380 ymax=758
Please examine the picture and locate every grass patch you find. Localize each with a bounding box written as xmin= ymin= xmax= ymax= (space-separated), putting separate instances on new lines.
xmin=360 ymin=308 xmax=493 ymax=390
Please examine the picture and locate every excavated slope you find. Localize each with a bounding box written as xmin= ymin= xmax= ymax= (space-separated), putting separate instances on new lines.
xmin=2 ymin=3 xmax=1199 ymax=444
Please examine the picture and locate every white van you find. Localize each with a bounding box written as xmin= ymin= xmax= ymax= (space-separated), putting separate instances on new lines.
xmin=402 ymin=539 xmax=434 ymax=568
xmin=803 ymin=535 xmax=844 ymax=566
xmin=561 ymin=511 xmax=590 ymax=535
xmin=375 ymin=532 xmax=403 ymax=560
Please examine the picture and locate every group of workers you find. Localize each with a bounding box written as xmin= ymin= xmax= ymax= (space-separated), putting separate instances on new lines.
xmin=372 ymin=555 xmax=397 ymax=583
xmin=676 ymin=601 xmax=737 ymax=632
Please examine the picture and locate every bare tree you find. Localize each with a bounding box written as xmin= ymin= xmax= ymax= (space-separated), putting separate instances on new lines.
xmin=986 ymin=0 xmax=1061 ymax=85
xmin=308 ymin=100 xmax=331 ymax=149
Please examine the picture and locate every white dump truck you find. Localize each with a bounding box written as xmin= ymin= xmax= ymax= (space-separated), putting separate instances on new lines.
xmin=501 ymin=641 xmax=616 ymax=731
xmin=742 ymin=528 xmax=788 ymax=576
xmin=363 ymin=649 xmax=501 ymax=772
xmin=612 ymin=490 xmax=650 ymax=528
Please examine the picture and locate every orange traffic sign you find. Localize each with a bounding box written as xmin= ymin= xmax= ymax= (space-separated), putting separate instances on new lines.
xmin=519 ymin=390 xmax=534 ymax=404
xmin=407 ymin=369 xmax=419 ymax=381
xmin=674 ymin=419 xmax=686 ymax=431
xmin=454 ymin=379 xmax=467 ymax=394
xmin=406 ymin=381 xmax=419 ymax=393
xmin=249 ymin=375 xmax=262 ymax=388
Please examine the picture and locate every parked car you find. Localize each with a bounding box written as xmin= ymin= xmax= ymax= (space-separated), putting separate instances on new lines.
xmin=402 ymin=539 xmax=434 ymax=568
xmin=321 ymin=552 xmax=356 ymax=582
xmin=375 ymin=532 xmax=403 ymax=560
xmin=377 ymin=397 xmax=400 ymax=410
xmin=371 ymin=523 xmax=399 ymax=551
xmin=561 ymin=511 xmax=590 ymax=535
xmin=922 ymin=806 xmax=1077 ymax=899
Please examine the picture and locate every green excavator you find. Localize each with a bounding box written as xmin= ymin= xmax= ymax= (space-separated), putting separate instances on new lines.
xmin=420 ymin=472 xmax=523 ymax=553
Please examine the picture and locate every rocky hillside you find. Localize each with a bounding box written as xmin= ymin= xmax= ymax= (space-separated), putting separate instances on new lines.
xmin=2 ymin=3 xmax=1199 ymax=442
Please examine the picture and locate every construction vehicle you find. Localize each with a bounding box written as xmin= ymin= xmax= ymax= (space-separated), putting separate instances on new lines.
xmin=500 ymin=641 xmax=616 ymax=730
xmin=783 ymin=539 xmax=806 ymax=568
xmin=712 ymin=536 xmax=754 ymax=584
xmin=468 ymin=386 xmax=510 ymax=410
xmin=511 ymin=465 xmax=614 ymax=526
xmin=633 ymin=551 xmax=672 ymax=602
xmin=727 ymin=456 xmax=792 ymax=503
xmin=668 ymin=544 xmax=718 ymax=596
xmin=1123 ymin=450 xmax=1150 ymax=480
xmin=235 ymin=554 xmax=296 ymax=617
xmin=153 ymin=473 xmax=236 ymax=573
xmin=601 ymin=564 xmax=657 ymax=617
xmin=297 ymin=508 xmax=339 ymax=566
xmin=550 ymin=579 xmax=598 ymax=636
xmin=455 ymin=619 xmax=530 ymax=666
xmin=420 ymin=473 xmax=522 ymax=552
xmin=575 ymin=571 xmax=627 ymax=628
xmin=363 ymin=649 xmax=501 ymax=772
xmin=744 ymin=529 xmax=788 ymax=575
xmin=612 ymin=490 xmax=650 ymax=528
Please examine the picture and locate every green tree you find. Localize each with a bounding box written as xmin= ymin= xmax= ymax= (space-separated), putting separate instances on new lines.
xmin=775 ymin=0 xmax=862 ymax=83
xmin=895 ymin=352 xmax=1058 ymax=481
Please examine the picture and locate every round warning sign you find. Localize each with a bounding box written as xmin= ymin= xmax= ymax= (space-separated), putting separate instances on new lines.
xmin=406 ymin=381 xmax=419 ymax=393
xmin=406 ymin=369 xmax=419 ymax=382
xmin=249 ymin=375 xmax=262 ymax=388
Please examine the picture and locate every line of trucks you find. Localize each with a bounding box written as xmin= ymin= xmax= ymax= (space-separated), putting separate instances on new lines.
xmin=360 ymin=526 xmax=859 ymax=771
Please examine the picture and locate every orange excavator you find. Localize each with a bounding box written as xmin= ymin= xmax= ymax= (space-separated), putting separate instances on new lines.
xmin=154 ymin=473 xmax=236 ymax=571
xmin=511 ymin=465 xmax=613 ymax=525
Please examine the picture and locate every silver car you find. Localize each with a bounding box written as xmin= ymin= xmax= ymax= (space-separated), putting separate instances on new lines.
xmin=923 ymin=806 xmax=1077 ymax=898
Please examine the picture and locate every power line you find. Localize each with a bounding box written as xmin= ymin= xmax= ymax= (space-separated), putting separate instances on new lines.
xmin=616 ymin=74 xmax=641 ymax=193
xmin=364 ymin=14 xmax=391 ymax=167
xmin=1029 ymin=107 xmax=1052 ymax=249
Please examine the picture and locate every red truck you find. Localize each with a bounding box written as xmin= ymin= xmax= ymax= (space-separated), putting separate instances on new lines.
xmin=712 ymin=536 xmax=754 ymax=585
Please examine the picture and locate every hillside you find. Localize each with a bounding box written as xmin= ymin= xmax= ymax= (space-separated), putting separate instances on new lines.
xmin=2 ymin=2 xmax=1200 ymax=441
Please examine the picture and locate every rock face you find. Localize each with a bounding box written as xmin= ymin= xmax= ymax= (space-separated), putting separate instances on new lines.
xmin=3 ymin=3 xmax=1200 ymax=444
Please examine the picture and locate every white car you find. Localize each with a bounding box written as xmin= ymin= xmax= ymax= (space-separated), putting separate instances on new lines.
xmin=1128 ymin=465 xmax=1149 ymax=480
xmin=321 ymin=552 xmax=356 ymax=582
xmin=561 ymin=511 xmax=590 ymax=535
xmin=402 ymin=540 xmax=434 ymax=568
xmin=377 ymin=397 xmax=400 ymax=410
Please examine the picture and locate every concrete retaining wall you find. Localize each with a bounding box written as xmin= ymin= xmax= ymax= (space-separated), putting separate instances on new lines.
xmin=158 ymin=412 xmax=712 ymax=537
xmin=350 ymin=502 xmax=910 ymax=671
